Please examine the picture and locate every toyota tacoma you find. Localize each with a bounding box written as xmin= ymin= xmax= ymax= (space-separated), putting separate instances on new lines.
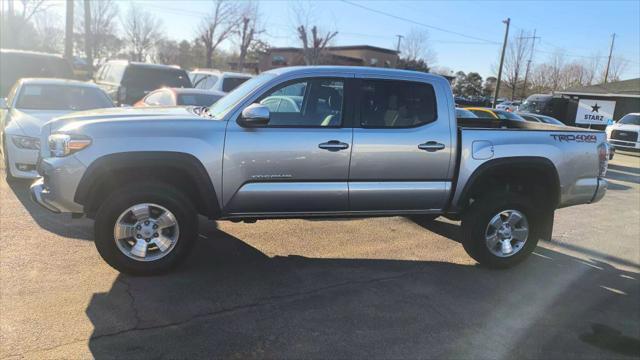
xmin=30 ymin=66 xmax=609 ymax=275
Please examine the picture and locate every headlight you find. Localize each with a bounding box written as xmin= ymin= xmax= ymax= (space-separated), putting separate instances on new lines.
xmin=48 ymin=133 xmax=92 ymax=157
xmin=11 ymin=135 xmax=40 ymax=150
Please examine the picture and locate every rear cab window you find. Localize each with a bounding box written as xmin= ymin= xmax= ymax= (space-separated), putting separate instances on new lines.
xmin=222 ymin=77 xmax=250 ymax=92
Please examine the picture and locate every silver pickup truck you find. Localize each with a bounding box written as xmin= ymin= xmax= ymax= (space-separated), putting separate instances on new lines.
xmin=30 ymin=66 xmax=609 ymax=275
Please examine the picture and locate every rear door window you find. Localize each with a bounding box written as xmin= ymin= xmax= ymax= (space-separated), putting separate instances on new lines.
xmin=358 ymin=79 xmax=437 ymax=128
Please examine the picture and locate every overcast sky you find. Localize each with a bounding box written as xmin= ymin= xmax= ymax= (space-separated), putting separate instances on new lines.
xmin=30 ymin=0 xmax=640 ymax=80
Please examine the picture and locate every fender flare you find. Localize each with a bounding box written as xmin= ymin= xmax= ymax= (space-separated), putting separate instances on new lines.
xmin=453 ymin=156 xmax=560 ymax=211
xmin=74 ymin=151 xmax=221 ymax=219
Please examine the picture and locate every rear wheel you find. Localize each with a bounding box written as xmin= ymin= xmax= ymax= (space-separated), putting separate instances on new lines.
xmin=94 ymin=182 xmax=198 ymax=275
xmin=461 ymin=191 xmax=545 ymax=269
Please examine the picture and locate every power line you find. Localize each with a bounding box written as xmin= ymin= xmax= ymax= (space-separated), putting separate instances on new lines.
xmin=341 ymin=0 xmax=500 ymax=45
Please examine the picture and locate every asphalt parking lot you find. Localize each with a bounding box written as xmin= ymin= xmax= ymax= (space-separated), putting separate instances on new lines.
xmin=1 ymin=152 xmax=639 ymax=359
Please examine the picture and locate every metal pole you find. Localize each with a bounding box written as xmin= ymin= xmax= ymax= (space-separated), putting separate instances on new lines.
xmin=493 ymin=18 xmax=510 ymax=108
xmin=84 ymin=0 xmax=93 ymax=78
xmin=521 ymin=29 xmax=538 ymax=99
xmin=64 ymin=0 xmax=74 ymax=60
xmin=603 ymin=33 xmax=616 ymax=84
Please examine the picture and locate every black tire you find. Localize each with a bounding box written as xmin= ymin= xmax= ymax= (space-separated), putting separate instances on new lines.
xmin=461 ymin=191 xmax=546 ymax=269
xmin=94 ymin=182 xmax=198 ymax=275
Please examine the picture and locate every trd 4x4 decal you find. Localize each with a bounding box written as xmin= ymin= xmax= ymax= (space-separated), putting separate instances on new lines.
xmin=550 ymin=134 xmax=597 ymax=143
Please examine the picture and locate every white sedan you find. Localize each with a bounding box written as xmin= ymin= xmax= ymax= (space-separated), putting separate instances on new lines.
xmin=1 ymin=78 xmax=114 ymax=180
xmin=496 ymin=101 xmax=521 ymax=112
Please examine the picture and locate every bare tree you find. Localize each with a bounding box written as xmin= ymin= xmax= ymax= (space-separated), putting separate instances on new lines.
xmin=292 ymin=2 xmax=337 ymax=65
xmin=602 ymin=57 xmax=628 ymax=83
xmin=401 ymin=28 xmax=436 ymax=64
xmin=75 ymin=0 xmax=120 ymax=61
xmin=503 ymin=30 xmax=530 ymax=99
xmin=197 ymin=0 xmax=240 ymax=68
xmin=19 ymin=0 xmax=53 ymax=22
xmin=122 ymin=5 xmax=163 ymax=62
xmin=584 ymin=52 xmax=602 ymax=85
xmin=234 ymin=3 xmax=262 ymax=71
xmin=33 ymin=11 xmax=64 ymax=52
xmin=548 ymin=50 xmax=566 ymax=91
xmin=296 ymin=25 xmax=337 ymax=65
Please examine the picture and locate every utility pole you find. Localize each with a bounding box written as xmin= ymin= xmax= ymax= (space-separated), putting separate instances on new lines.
xmin=64 ymin=0 xmax=74 ymax=61
xmin=84 ymin=0 xmax=93 ymax=78
xmin=395 ymin=34 xmax=404 ymax=53
xmin=603 ymin=33 xmax=616 ymax=84
xmin=519 ymin=29 xmax=540 ymax=99
xmin=493 ymin=18 xmax=510 ymax=108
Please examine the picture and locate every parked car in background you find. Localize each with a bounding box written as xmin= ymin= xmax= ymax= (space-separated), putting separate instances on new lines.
xmin=190 ymin=69 xmax=253 ymax=94
xmin=1 ymin=79 xmax=113 ymax=180
xmin=517 ymin=112 xmax=565 ymax=126
xmin=0 ymin=49 xmax=74 ymax=97
xmin=31 ymin=66 xmax=608 ymax=275
xmin=606 ymin=113 xmax=640 ymax=151
xmin=94 ymin=61 xmax=192 ymax=106
xmin=465 ymin=107 xmax=526 ymax=121
xmin=455 ymin=108 xmax=478 ymax=118
xmin=134 ymin=88 xmax=225 ymax=108
xmin=496 ymin=101 xmax=521 ymax=112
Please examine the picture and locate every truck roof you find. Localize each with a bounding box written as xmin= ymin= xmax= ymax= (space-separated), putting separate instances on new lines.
xmin=264 ymin=66 xmax=448 ymax=82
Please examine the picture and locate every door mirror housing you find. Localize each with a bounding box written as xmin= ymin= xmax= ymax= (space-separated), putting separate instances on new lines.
xmin=238 ymin=103 xmax=270 ymax=127
xmin=0 ymin=98 xmax=7 ymax=109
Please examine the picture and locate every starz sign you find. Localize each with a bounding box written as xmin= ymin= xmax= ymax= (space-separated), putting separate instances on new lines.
xmin=575 ymin=99 xmax=616 ymax=125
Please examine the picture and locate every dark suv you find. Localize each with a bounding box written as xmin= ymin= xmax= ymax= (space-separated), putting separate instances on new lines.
xmin=0 ymin=49 xmax=74 ymax=97
xmin=94 ymin=61 xmax=192 ymax=105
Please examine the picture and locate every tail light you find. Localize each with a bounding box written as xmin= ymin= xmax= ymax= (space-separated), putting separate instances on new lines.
xmin=598 ymin=142 xmax=609 ymax=177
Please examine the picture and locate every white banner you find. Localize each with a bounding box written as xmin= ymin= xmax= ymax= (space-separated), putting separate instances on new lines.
xmin=575 ymin=99 xmax=616 ymax=125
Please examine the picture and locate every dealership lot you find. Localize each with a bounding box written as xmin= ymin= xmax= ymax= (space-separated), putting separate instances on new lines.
xmin=1 ymin=153 xmax=639 ymax=359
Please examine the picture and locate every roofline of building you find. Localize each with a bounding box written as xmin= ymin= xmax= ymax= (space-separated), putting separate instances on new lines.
xmin=556 ymin=91 xmax=640 ymax=98
xmin=268 ymin=45 xmax=399 ymax=55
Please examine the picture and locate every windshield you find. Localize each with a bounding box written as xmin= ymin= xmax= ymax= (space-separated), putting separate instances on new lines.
xmin=495 ymin=110 xmax=525 ymax=121
xmin=456 ymin=108 xmax=477 ymax=118
xmin=207 ymin=73 xmax=277 ymax=120
xmin=519 ymin=97 xmax=551 ymax=112
xmin=125 ymin=66 xmax=192 ymax=90
xmin=16 ymin=84 xmax=113 ymax=111
xmin=618 ymin=114 xmax=640 ymax=125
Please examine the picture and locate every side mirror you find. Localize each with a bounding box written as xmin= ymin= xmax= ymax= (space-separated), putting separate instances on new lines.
xmin=238 ymin=103 xmax=270 ymax=127
xmin=0 ymin=98 xmax=7 ymax=109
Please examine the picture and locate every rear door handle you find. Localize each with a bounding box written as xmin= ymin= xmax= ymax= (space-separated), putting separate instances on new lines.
xmin=319 ymin=140 xmax=349 ymax=151
xmin=418 ymin=141 xmax=446 ymax=152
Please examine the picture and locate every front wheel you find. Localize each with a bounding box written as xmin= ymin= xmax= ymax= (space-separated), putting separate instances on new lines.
xmin=461 ymin=192 xmax=547 ymax=269
xmin=94 ymin=182 xmax=198 ymax=275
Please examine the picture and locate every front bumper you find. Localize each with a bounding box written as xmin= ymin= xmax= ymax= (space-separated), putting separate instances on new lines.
xmin=4 ymin=137 xmax=40 ymax=179
xmin=609 ymin=139 xmax=640 ymax=150
xmin=29 ymin=156 xmax=86 ymax=213
xmin=591 ymin=178 xmax=607 ymax=204
xmin=30 ymin=178 xmax=61 ymax=213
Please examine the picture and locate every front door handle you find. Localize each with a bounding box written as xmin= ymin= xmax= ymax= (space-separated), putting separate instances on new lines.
xmin=319 ymin=140 xmax=349 ymax=151
xmin=418 ymin=141 xmax=446 ymax=152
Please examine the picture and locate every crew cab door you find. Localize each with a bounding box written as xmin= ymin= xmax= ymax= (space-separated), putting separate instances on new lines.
xmin=222 ymin=76 xmax=354 ymax=215
xmin=349 ymin=77 xmax=454 ymax=212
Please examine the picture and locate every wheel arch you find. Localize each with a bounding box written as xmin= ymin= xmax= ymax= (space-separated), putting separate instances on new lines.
xmin=74 ymin=151 xmax=221 ymax=219
xmin=453 ymin=156 xmax=561 ymax=212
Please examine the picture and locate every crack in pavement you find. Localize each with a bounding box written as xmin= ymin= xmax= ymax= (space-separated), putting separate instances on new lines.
xmin=4 ymin=269 xmax=425 ymax=358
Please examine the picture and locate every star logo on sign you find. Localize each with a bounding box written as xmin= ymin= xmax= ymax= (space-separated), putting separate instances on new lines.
xmin=591 ymin=103 xmax=601 ymax=113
